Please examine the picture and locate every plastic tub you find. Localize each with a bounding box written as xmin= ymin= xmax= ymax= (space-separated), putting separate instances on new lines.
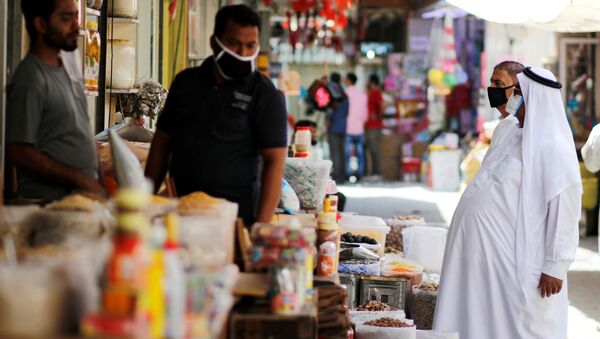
xmin=341 ymin=215 xmax=390 ymax=256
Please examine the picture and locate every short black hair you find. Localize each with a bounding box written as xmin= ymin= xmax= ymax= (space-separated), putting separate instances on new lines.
xmin=346 ymin=73 xmax=358 ymax=85
xmin=331 ymin=72 xmax=341 ymax=84
xmin=21 ymin=0 xmax=58 ymax=41
xmin=369 ymin=74 xmax=380 ymax=86
xmin=296 ymin=120 xmax=317 ymax=128
xmin=494 ymin=61 xmax=525 ymax=77
xmin=213 ymin=5 xmax=262 ymax=39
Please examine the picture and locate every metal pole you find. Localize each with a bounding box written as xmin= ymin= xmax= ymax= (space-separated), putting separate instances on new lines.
xmin=0 ymin=0 xmax=7 ymax=204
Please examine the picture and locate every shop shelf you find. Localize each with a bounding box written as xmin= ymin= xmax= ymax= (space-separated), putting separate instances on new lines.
xmin=85 ymin=90 xmax=99 ymax=96
xmin=86 ymin=8 xmax=101 ymax=17
xmin=107 ymin=88 xmax=139 ymax=94
xmin=108 ymin=17 xmax=140 ymax=24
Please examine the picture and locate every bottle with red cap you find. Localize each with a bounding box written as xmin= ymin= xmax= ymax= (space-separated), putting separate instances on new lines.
xmin=294 ymin=126 xmax=312 ymax=154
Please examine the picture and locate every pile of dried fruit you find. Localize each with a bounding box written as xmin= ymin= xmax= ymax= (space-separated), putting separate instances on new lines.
xmin=357 ymin=301 xmax=398 ymax=312
xmin=364 ymin=317 xmax=412 ymax=328
xmin=341 ymin=232 xmax=378 ymax=245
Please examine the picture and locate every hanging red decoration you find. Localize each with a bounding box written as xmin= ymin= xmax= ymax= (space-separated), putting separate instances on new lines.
xmin=291 ymin=0 xmax=317 ymax=13
xmin=320 ymin=0 xmax=335 ymax=20
xmin=334 ymin=0 xmax=349 ymax=11
xmin=335 ymin=12 xmax=348 ymax=30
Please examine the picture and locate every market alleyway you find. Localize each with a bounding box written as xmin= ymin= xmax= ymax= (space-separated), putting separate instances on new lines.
xmin=339 ymin=183 xmax=600 ymax=339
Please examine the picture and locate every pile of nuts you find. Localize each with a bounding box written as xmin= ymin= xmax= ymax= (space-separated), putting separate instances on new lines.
xmin=364 ymin=317 xmax=413 ymax=328
xmin=391 ymin=216 xmax=422 ymax=221
xmin=409 ymin=282 xmax=439 ymax=330
xmin=414 ymin=282 xmax=439 ymax=292
xmin=357 ymin=301 xmax=398 ymax=312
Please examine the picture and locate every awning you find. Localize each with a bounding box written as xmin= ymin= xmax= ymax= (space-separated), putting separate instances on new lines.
xmin=446 ymin=0 xmax=600 ymax=32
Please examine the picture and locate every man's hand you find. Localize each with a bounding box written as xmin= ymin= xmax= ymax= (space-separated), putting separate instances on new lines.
xmin=75 ymin=174 xmax=105 ymax=194
xmin=538 ymin=273 xmax=563 ymax=298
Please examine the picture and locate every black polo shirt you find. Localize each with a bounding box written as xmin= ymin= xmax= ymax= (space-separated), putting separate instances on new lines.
xmin=157 ymin=57 xmax=287 ymax=225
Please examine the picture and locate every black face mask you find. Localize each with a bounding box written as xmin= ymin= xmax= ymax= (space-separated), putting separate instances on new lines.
xmin=487 ymin=84 xmax=515 ymax=108
xmin=214 ymin=37 xmax=259 ymax=80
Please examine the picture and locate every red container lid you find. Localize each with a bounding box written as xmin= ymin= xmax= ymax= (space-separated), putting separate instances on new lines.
xmin=295 ymin=152 xmax=310 ymax=158
xmin=297 ymin=126 xmax=311 ymax=131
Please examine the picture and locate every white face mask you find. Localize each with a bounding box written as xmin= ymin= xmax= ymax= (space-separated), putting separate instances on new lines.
xmin=505 ymin=93 xmax=524 ymax=115
xmin=214 ymin=37 xmax=260 ymax=80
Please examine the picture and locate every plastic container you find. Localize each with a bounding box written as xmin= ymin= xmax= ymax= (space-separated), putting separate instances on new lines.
xmin=106 ymin=39 xmax=136 ymax=89
xmin=84 ymin=21 xmax=101 ymax=92
xmin=340 ymin=215 xmax=390 ymax=256
xmin=108 ymin=0 xmax=138 ymax=18
xmin=294 ymin=127 xmax=311 ymax=149
xmin=381 ymin=255 xmax=424 ymax=285
xmin=402 ymin=226 xmax=448 ymax=273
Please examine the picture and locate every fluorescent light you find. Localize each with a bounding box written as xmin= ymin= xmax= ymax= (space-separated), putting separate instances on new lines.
xmin=366 ymin=50 xmax=376 ymax=59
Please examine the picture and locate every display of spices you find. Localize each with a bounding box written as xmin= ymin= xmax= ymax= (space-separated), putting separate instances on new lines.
xmin=364 ymin=317 xmax=412 ymax=328
xmin=356 ymin=301 xmax=398 ymax=312
xmin=409 ymin=282 xmax=439 ymax=330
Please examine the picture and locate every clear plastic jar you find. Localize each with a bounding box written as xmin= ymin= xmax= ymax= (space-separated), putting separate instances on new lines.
xmin=106 ymin=39 xmax=136 ymax=89
xmin=108 ymin=0 xmax=138 ymax=18
xmin=294 ymin=126 xmax=311 ymax=152
xmin=84 ymin=21 xmax=101 ymax=91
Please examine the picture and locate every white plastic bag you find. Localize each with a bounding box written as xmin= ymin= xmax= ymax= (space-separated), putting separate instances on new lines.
xmin=416 ymin=330 xmax=460 ymax=339
xmin=284 ymin=158 xmax=332 ymax=210
xmin=279 ymin=179 xmax=300 ymax=213
xmin=356 ymin=323 xmax=416 ymax=339
xmin=402 ymin=226 xmax=448 ymax=273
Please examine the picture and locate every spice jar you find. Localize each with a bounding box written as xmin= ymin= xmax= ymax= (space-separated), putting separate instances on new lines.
xmin=84 ymin=21 xmax=101 ymax=92
xmin=106 ymin=39 xmax=136 ymax=89
xmin=108 ymin=0 xmax=138 ymax=18
xmin=316 ymin=212 xmax=340 ymax=277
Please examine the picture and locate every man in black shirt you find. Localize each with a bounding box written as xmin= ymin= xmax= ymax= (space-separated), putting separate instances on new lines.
xmin=145 ymin=5 xmax=287 ymax=225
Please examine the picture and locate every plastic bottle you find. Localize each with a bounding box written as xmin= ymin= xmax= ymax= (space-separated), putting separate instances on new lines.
xmin=164 ymin=213 xmax=186 ymax=339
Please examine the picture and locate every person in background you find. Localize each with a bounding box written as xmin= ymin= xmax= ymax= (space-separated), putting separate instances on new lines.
xmin=326 ymin=73 xmax=349 ymax=184
xmin=365 ymin=74 xmax=384 ymax=178
xmin=5 ymin=0 xmax=103 ymax=201
xmin=581 ymin=123 xmax=600 ymax=253
xmin=434 ymin=67 xmax=581 ymax=339
xmin=344 ymin=72 xmax=368 ymax=181
xmin=145 ymin=5 xmax=287 ymax=226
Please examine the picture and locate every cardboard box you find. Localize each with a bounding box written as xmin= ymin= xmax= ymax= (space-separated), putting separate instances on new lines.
xmin=381 ymin=155 xmax=401 ymax=181
xmin=380 ymin=132 xmax=403 ymax=156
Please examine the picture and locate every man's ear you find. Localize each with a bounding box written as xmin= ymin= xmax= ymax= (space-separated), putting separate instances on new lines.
xmin=33 ymin=17 xmax=47 ymax=36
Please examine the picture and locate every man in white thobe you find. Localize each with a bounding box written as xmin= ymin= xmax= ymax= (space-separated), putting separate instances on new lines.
xmin=433 ymin=67 xmax=582 ymax=339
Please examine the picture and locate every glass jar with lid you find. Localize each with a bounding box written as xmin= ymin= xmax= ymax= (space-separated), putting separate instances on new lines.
xmin=108 ymin=0 xmax=138 ymax=18
xmin=106 ymin=39 xmax=136 ymax=89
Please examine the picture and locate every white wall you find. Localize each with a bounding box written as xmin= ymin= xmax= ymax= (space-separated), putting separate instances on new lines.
xmin=484 ymin=22 xmax=556 ymax=82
